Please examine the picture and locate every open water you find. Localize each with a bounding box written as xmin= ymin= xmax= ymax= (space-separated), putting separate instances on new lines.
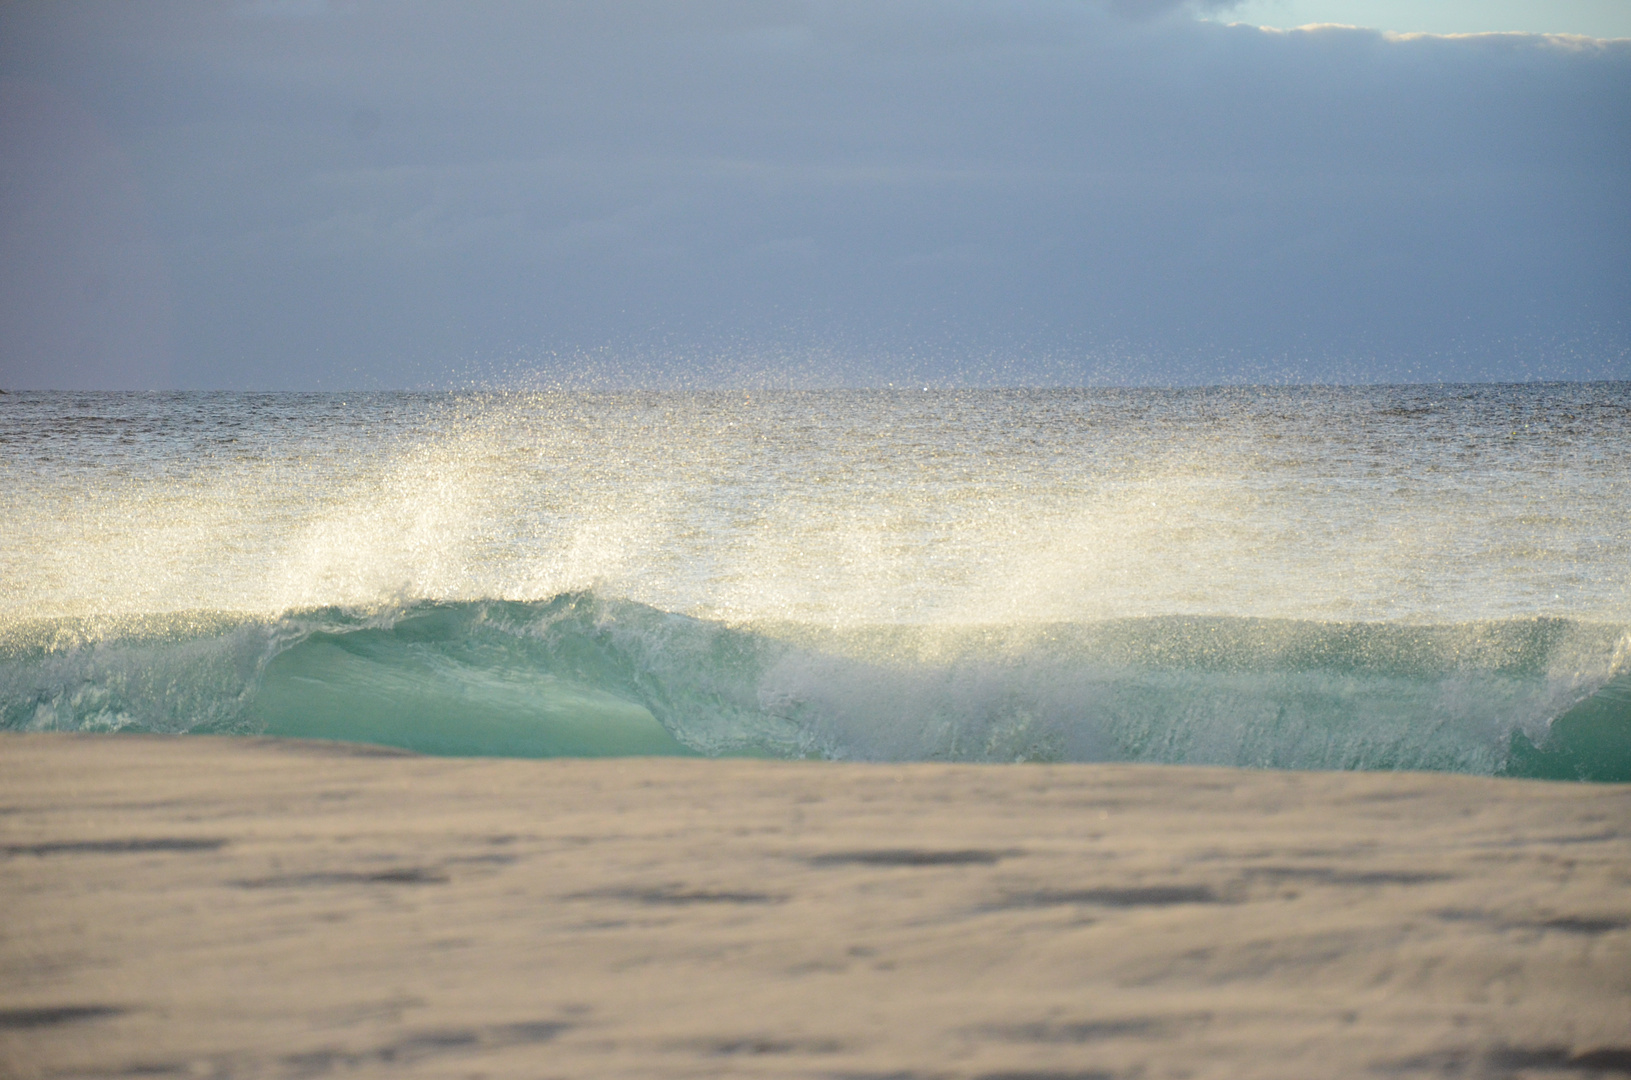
xmin=2 ymin=385 xmax=1627 ymax=779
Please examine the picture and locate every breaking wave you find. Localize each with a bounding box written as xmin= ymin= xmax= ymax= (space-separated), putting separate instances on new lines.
xmin=3 ymin=593 xmax=1626 ymax=780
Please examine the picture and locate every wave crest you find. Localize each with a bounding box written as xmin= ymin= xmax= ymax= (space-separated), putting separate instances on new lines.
xmin=2 ymin=593 xmax=1626 ymax=779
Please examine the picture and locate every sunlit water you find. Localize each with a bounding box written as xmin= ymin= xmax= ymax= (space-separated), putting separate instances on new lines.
xmin=2 ymin=386 xmax=1627 ymax=777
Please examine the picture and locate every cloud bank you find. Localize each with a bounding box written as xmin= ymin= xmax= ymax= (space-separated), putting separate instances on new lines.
xmin=0 ymin=1 xmax=1626 ymax=388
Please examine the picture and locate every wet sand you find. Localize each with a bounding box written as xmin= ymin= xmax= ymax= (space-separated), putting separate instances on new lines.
xmin=2 ymin=733 xmax=1628 ymax=1079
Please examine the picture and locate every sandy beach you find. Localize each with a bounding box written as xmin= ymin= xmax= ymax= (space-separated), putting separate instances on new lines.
xmin=2 ymin=734 xmax=1628 ymax=1079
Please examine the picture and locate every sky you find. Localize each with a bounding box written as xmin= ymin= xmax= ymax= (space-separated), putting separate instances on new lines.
xmin=0 ymin=0 xmax=1627 ymax=390
xmin=1209 ymin=1 xmax=1631 ymax=38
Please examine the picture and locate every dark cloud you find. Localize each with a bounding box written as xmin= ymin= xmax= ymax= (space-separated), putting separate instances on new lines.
xmin=1106 ymin=0 xmax=1244 ymax=20
xmin=0 ymin=1 xmax=1625 ymax=388
xmin=0 ymin=78 xmax=175 ymax=389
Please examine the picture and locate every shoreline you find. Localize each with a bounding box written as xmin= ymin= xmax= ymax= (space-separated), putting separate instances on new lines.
xmin=3 ymin=733 xmax=1628 ymax=1079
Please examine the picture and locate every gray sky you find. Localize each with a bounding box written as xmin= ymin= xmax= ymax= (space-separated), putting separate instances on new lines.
xmin=1 ymin=0 xmax=1627 ymax=389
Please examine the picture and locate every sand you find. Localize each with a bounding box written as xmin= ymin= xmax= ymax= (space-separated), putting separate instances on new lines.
xmin=1 ymin=734 xmax=1628 ymax=1080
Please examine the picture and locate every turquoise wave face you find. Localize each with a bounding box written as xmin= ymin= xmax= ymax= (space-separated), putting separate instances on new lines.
xmin=252 ymin=624 xmax=693 ymax=758
xmin=1 ymin=593 xmax=1627 ymax=779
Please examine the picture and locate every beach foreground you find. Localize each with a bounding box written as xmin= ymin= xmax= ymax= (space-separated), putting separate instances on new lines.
xmin=2 ymin=735 xmax=1628 ymax=1080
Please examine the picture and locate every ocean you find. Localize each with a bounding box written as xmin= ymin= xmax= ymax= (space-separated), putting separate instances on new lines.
xmin=2 ymin=384 xmax=1627 ymax=779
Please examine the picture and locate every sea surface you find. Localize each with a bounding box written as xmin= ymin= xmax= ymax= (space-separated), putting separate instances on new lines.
xmin=2 ymin=385 xmax=1627 ymax=779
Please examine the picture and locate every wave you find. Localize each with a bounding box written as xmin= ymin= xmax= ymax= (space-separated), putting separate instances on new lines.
xmin=2 ymin=593 xmax=1627 ymax=780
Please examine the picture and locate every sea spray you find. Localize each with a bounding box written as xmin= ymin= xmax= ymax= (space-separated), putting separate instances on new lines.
xmin=3 ymin=386 xmax=1627 ymax=776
